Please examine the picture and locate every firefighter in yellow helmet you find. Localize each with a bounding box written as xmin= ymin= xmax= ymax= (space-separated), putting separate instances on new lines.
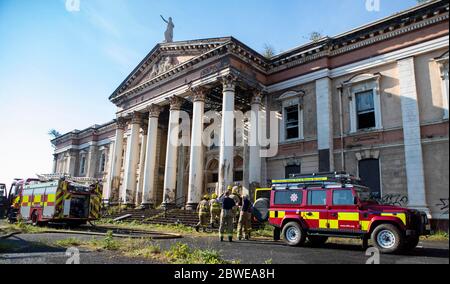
xmin=209 ymin=193 xmax=221 ymax=228
xmin=195 ymin=195 xmax=210 ymax=232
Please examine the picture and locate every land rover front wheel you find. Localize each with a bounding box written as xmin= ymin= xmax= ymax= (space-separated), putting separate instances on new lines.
xmin=282 ymin=222 xmax=306 ymax=247
xmin=371 ymin=224 xmax=405 ymax=254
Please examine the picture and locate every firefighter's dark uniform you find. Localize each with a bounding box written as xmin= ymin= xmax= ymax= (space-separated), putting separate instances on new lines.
xmin=237 ymin=197 xmax=253 ymax=240
xmin=196 ymin=198 xmax=210 ymax=232
xmin=219 ymin=195 xmax=236 ymax=242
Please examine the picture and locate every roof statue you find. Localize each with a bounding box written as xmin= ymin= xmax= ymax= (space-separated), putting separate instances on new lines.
xmin=160 ymin=15 xmax=174 ymax=43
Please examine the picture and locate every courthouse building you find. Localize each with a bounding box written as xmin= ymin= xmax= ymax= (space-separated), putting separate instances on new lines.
xmin=52 ymin=0 xmax=449 ymax=227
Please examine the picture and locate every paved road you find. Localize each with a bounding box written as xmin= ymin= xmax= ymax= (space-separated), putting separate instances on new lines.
xmin=0 ymin=232 xmax=448 ymax=264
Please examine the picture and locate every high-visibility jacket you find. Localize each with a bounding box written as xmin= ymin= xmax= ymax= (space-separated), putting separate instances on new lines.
xmin=198 ymin=200 xmax=210 ymax=215
xmin=210 ymin=199 xmax=221 ymax=212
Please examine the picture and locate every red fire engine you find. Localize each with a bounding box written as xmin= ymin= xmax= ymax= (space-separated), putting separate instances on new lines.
xmin=7 ymin=175 xmax=102 ymax=226
xmin=265 ymin=173 xmax=430 ymax=254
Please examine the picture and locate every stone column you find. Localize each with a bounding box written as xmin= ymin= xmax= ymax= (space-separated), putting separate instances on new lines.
xmin=135 ymin=127 xmax=148 ymax=206
xmin=66 ymin=150 xmax=77 ymax=176
xmin=315 ymin=77 xmax=334 ymax=172
xmin=249 ymin=91 xmax=262 ymax=186
xmin=142 ymin=105 xmax=162 ymax=207
xmin=108 ymin=118 xmax=126 ymax=203
xmin=86 ymin=145 xmax=98 ymax=178
xmin=218 ymin=74 xmax=237 ymax=195
xmin=186 ymin=88 xmax=207 ymax=210
xmin=398 ymin=57 xmax=430 ymax=216
xmin=121 ymin=112 xmax=142 ymax=205
xmin=162 ymin=96 xmax=183 ymax=208
xmin=103 ymin=144 xmax=115 ymax=203
xmin=52 ymin=154 xmax=58 ymax=174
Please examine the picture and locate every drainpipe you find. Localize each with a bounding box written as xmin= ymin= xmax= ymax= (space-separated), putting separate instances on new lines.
xmin=338 ymin=86 xmax=345 ymax=171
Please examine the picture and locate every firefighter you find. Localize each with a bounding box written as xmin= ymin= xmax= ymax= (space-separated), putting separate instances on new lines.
xmin=195 ymin=195 xmax=210 ymax=232
xmin=229 ymin=186 xmax=242 ymax=224
xmin=219 ymin=190 xmax=236 ymax=242
xmin=209 ymin=193 xmax=221 ymax=228
xmin=237 ymin=194 xmax=253 ymax=240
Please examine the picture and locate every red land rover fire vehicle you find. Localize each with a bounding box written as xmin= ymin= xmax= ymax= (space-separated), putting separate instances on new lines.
xmin=268 ymin=173 xmax=431 ymax=254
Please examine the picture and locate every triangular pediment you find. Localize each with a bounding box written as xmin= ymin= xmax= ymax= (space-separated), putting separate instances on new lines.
xmin=110 ymin=37 xmax=232 ymax=99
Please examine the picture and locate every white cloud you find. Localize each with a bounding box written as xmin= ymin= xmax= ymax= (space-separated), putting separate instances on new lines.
xmin=65 ymin=0 xmax=81 ymax=13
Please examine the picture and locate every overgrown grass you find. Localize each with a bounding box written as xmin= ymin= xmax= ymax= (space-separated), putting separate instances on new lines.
xmin=164 ymin=242 xmax=234 ymax=264
xmin=423 ymin=231 xmax=449 ymax=241
xmin=1 ymin=221 xmax=47 ymax=234
xmin=52 ymin=233 xmax=236 ymax=264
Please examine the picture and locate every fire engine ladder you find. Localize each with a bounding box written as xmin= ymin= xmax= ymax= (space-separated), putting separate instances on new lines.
xmin=37 ymin=174 xmax=101 ymax=185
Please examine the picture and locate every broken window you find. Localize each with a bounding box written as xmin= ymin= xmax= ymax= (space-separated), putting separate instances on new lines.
xmin=356 ymin=90 xmax=376 ymax=130
xmin=285 ymin=105 xmax=300 ymax=140
xmin=99 ymin=153 xmax=106 ymax=173
xmin=234 ymin=171 xmax=243 ymax=182
xmin=80 ymin=156 xmax=86 ymax=175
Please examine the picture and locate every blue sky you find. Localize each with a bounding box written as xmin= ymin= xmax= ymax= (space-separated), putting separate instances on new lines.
xmin=0 ymin=0 xmax=421 ymax=186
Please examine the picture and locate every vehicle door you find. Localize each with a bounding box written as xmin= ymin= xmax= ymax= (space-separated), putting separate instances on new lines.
xmin=302 ymin=189 xmax=328 ymax=231
xmin=328 ymin=188 xmax=360 ymax=231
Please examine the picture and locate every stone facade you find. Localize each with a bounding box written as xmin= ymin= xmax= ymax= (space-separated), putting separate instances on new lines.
xmin=52 ymin=0 xmax=449 ymax=228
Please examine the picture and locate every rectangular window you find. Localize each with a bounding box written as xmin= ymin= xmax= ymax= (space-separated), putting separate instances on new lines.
xmin=274 ymin=190 xmax=303 ymax=205
xmin=285 ymin=165 xmax=301 ymax=179
xmin=212 ymin=173 xmax=219 ymax=183
xmin=285 ymin=105 xmax=299 ymax=140
xmin=80 ymin=157 xmax=86 ymax=175
xmin=356 ymin=90 xmax=376 ymax=130
xmin=99 ymin=153 xmax=106 ymax=173
xmin=307 ymin=190 xmax=327 ymax=206
xmin=333 ymin=190 xmax=355 ymax=205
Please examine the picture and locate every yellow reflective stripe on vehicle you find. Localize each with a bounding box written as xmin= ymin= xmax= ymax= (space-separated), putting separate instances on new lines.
xmin=47 ymin=194 xmax=56 ymax=203
xmin=272 ymin=177 xmax=328 ymax=184
xmin=329 ymin=220 xmax=339 ymax=229
xmin=319 ymin=220 xmax=328 ymax=229
xmin=360 ymin=221 xmax=370 ymax=231
xmin=301 ymin=212 xmax=320 ymax=220
xmin=33 ymin=195 xmax=41 ymax=203
xmin=338 ymin=212 xmax=360 ymax=221
xmin=269 ymin=211 xmax=286 ymax=219
xmin=381 ymin=213 xmax=407 ymax=225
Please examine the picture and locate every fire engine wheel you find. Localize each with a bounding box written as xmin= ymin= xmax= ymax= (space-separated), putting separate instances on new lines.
xmin=31 ymin=211 xmax=39 ymax=226
xmin=282 ymin=222 xmax=306 ymax=247
xmin=371 ymin=224 xmax=405 ymax=254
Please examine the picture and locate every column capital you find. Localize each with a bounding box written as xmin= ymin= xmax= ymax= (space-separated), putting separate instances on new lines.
xmin=189 ymin=86 xmax=208 ymax=103
xmin=130 ymin=112 xmax=143 ymax=125
xmin=147 ymin=104 xmax=162 ymax=118
xmin=168 ymin=96 xmax=184 ymax=111
xmin=220 ymin=73 xmax=239 ymax=92
xmin=251 ymin=89 xmax=264 ymax=105
xmin=116 ymin=117 xmax=127 ymax=130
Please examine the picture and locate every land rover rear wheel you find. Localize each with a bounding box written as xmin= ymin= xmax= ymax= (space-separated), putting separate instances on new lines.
xmin=371 ymin=224 xmax=405 ymax=254
xmin=282 ymin=222 xmax=306 ymax=247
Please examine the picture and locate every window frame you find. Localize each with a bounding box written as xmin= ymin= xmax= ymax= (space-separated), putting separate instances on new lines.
xmin=332 ymin=189 xmax=356 ymax=206
xmin=435 ymin=53 xmax=449 ymax=120
xmin=344 ymin=74 xmax=383 ymax=133
xmin=279 ymin=91 xmax=305 ymax=143
xmin=307 ymin=189 xmax=328 ymax=206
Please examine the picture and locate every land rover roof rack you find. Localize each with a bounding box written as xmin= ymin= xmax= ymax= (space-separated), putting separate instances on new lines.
xmin=271 ymin=172 xmax=361 ymax=189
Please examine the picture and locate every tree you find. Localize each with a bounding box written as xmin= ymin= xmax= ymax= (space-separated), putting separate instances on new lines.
xmin=262 ymin=44 xmax=276 ymax=59
xmin=309 ymin=32 xmax=323 ymax=43
xmin=48 ymin=129 xmax=62 ymax=139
